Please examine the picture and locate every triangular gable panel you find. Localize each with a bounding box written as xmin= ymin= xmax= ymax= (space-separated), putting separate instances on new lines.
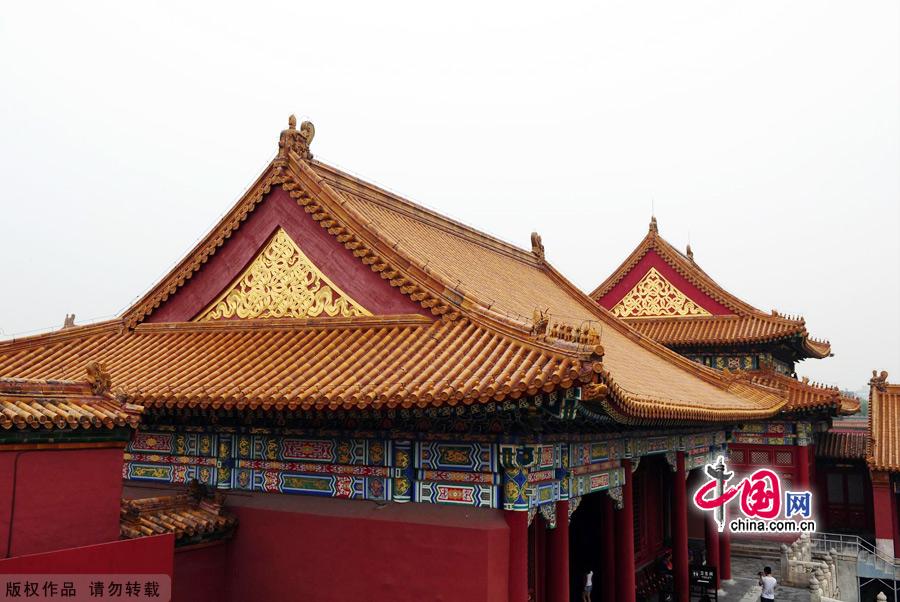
xmin=146 ymin=186 xmax=429 ymax=322
xmin=610 ymin=267 xmax=711 ymax=318
xmin=196 ymin=228 xmax=370 ymax=320
xmin=597 ymin=249 xmax=732 ymax=317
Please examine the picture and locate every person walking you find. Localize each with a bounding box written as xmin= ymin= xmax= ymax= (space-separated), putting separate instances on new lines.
xmin=582 ymin=570 xmax=593 ymax=602
xmin=758 ymin=566 xmax=777 ymax=601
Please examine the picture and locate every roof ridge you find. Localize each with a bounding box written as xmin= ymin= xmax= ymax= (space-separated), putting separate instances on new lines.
xmin=0 ymin=319 xmax=121 ymax=352
xmin=312 ymin=160 xmax=540 ymax=267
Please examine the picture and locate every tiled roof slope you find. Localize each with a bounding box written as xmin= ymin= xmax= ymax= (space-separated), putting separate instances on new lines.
xmin=746 ymin=370 xmax=860 ymax=415
xmin=590 ymin=222 xmax=831 ymax=359
xmin=0 ymin=119 xmax=787 ymax=424
xmin=0 ymin=373 xmax=142 ymax=431
xmin=120 ymin=493 xmax=236 ymax=545
xmin=305 ymin=161 xmax=785 ymax=422
xmin=0 ymin=317 xmax=596 ymax=410
xmin=817 ymin=429 xmax=867 ymax=460
xmin=867 ymin=371 xmax=900 ymax=472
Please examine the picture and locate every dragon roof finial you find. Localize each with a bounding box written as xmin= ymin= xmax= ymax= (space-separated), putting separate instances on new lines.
xmin=278 ymin=114 xmax=315 ymax=161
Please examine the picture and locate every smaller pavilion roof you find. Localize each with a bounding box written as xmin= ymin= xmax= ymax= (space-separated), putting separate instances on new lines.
xmin=591 ymin=218 xmax=831 ymax=360
xmin=0 ymin=365 xmax=142 ymax=432
xmin=120 ymin=488 xmax=236 ymax=546
xmin=867 ymin=371 xmax=900 ymax=472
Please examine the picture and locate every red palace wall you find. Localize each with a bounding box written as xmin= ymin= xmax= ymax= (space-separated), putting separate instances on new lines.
xmin=222 ymin=493 xmax=510 ymax=602
xmin=172 ymin=543 xmax=227 ymax=602
xmin=0 ymin=447 xmax=125 ymax=557
xmin=0 ymin=533 xmax=174 ymax=575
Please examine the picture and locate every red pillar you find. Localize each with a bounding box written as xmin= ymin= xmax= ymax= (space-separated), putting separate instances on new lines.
xmin=872 ymin=472 xmax=900 ymax=558
xmin=704 ymin=514 xmax=721 ymax=590
xmin=505 ymin=510 xmax=529 ymax=602
xmin=719 ymin=528 xmax=732 ymax=582
xmin=615 ymin=460 xmax=636 ymax=602
xmin=547 ymin=500 xmax=570 ymax=602
xmin=796 ymin=444 xmax=811 ymax=489
xmin=673 ymin=452 xmax=690 ymax=602
xmin=601 ymin=495 xmax=617 ymax=601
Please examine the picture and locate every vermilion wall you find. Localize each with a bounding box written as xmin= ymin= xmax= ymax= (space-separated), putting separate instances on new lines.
xmin=172 ymin=543 xmax=226 ymax=602
xmin=0 ymin=533 xmax=174 ymax=574
xmin=0 ymin=447 xmax=124 ymax=557
xmin=223 ymin=493 xmax=510 ymax=602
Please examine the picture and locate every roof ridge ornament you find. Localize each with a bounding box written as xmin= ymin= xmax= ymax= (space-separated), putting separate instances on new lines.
xmin=85 ymin=361 xmax=112 ymax=396
xmin=649 ymin=216 xmax=658 ymax=234
xmin=871 ymin=370 xmax=889 ymax=392
xmin=278 ymin=114 xmax=315 ymax=161
xmin=686 ymin=244 xmax=694 ymax=262
xmin=530 ymin=232 xmax=545 ymax=260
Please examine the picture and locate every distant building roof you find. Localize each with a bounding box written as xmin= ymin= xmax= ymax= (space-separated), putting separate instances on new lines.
xmin=591 ymin=218 xmax=831 ymax=360
xmin=867 ymin=371 xmax=900 ymax=472
xmin=818 ymin=429 xmax=867 ymax=460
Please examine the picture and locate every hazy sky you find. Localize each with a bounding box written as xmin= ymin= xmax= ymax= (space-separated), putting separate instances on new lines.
xmin=1 ymin=2 xmax=897 ymax=391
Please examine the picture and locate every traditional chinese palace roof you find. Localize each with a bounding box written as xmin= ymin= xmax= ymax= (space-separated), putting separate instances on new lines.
xmin=590 ymin=218 xmax=832 ymax=360
xmin=0 ymin=367 xmax=142 ymax=433
xmin=0 ymin=117 xmax=788 ymax=425
xmin=589 ymin=218 xmax=857 ymax=418
xmin=867 ymin=371 xmax=900 ymax=472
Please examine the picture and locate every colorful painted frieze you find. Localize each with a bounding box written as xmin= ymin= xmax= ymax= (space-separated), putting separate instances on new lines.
xmin=235 ymin=435 xmax=390 ymax=466
xmin=414 ymin=481 xmax=495 ymax=507
xmin=417 ymin=441 xmax=496 ymax=472
xmin=124 ymin=462 xmax=217 ymax=486
xmin=569 ymin=467 xmax=624 ymax=497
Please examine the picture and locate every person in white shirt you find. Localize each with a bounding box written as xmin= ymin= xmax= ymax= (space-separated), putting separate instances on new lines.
xmin=758 ymin=566 xmax=777 ymax=601
xmin=582 ymin=570 xmax=593 ymax=602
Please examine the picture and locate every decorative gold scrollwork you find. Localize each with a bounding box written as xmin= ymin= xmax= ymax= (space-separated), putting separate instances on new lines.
xmin=197 ymin=228 xmax=370 ymax=321
xmin=611 ymin=267 xmax=711 ymax=318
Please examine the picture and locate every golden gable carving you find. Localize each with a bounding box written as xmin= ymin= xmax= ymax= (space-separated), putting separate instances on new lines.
xmin=610 ymin=267 xmax=711 ymax=319
xmin=197 ymin=228 xmax=370 ymax=320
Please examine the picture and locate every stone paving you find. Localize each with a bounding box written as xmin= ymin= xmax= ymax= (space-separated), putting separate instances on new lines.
xmin=720 ymin=555 xmax=811 ymax=602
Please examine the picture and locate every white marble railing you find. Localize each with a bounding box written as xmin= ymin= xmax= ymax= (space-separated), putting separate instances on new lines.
xmin=780 ymin=533 xmax=842 ymax=601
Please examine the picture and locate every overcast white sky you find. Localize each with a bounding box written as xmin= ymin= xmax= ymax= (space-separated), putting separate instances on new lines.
xmin=1 ymin=2 xmax=897 ymax=391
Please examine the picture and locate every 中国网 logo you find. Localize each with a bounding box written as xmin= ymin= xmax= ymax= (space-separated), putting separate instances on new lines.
xmin=692 ymin=455 xmax=816 ymax=534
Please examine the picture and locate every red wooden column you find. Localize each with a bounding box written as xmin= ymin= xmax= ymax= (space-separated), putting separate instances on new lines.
xmin=505 ymin=510 xmax=529 ymax=602
xmin=704 ymin=514 xmax=721 ymax=590
xmin=871 ymin=471 xmax=898 ymax=558
xmin=615 ymin=460 xmax=636 ymax=602
xmin=673 ymin=452 xmax=690 ymax=602
xmin=796 ymin=444 xmax=811 ymax=489
xmin=547 ymin=500 xmax=570 ymax=602
xmin=601 ymin=495 xmax=617 ymax=601
xmin=719 ymin=528 xmax=732 ymax=582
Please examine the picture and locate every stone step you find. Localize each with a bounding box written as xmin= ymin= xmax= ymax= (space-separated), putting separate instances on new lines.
xmin=730 ymin=540 xmax=783 ymax=560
